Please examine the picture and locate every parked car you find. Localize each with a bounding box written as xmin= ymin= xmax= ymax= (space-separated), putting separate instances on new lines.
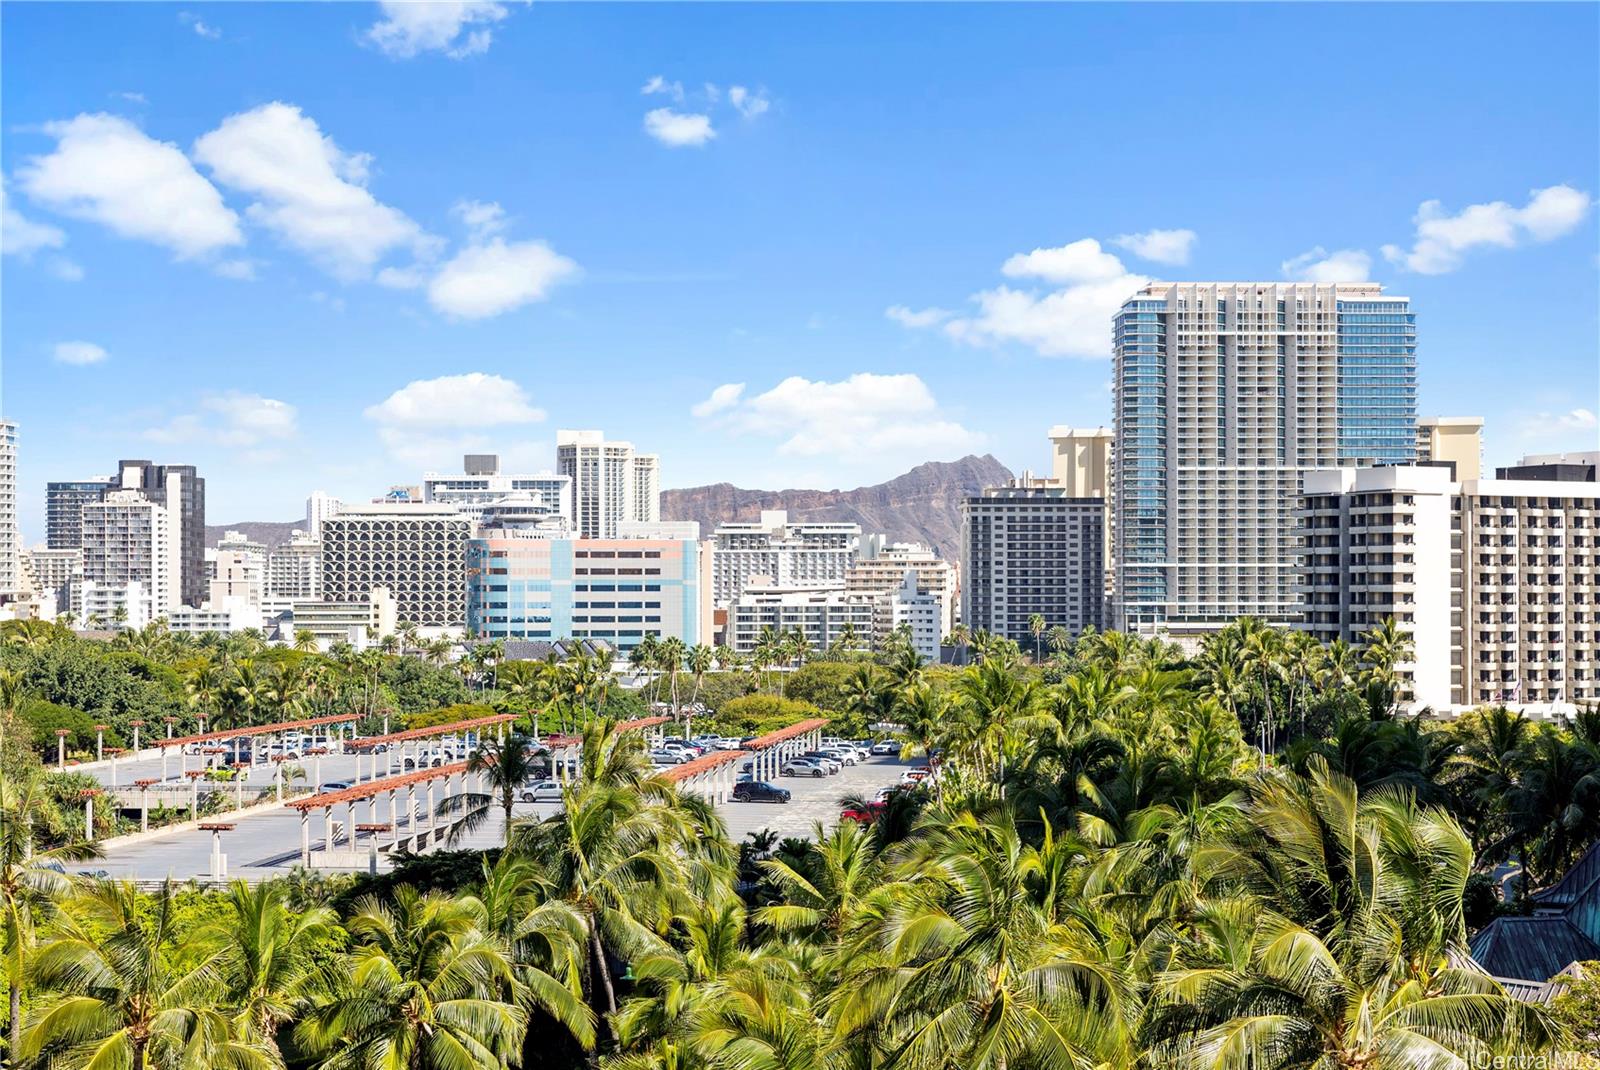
xmin=731 ymin=781 xmax=791 ymax=803
xmin=403 ymin=748 xmax=447 ymax=770
xmin=901 ymin=767 xmax=931 ymax=783
xmin=715 ymin=737 xmax=745 ymax=751
xmin=781 ymin=758 xmax=826 ymax=778
xmin=320 ymin=780 xmax=353 ymax=792
xmin=870 ymin=739 xmax=900 ymax=755
xmin=265 ymin=743 xmax=302 ymax=760
xmin=650 ymin=749 xmax=688 ymax=765
xmin=840 ymin=800 xmax=887 ymax=824
xmin=799 ymin=752 xmax=842 ymax=774
xmin=818 ymin=747 xmax=859 ymax=766
xmin=519 ymin=779 xmax=563 ymax=803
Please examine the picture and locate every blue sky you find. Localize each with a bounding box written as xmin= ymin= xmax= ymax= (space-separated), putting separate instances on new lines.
xmin=3 ymin=2 xmax=1597 ymax=539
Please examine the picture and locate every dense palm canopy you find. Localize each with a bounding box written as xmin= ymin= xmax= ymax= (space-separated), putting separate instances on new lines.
xmin=8 ymin=612 xmax=1597 ymax=1070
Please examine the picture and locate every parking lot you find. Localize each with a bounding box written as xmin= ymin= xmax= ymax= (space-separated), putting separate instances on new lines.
xmin=715 ymin=754 xmax=914 ymax=843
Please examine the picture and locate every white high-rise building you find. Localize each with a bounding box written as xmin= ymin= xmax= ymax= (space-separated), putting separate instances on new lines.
xmin=0 ymin=421 xmax=17 ymax=595
xmin=728 ymin=584 xmax=878 ymax=656
xmin=710 ymin=510 xmax=861 ymax=607
xmin=305 ymin=491 xmax=343 ymax=539
xmin=26 ymin=547 xmax=84 ymax=615
xmin=422 ymin=454 xmax=572 ymax=531
xmin=208 ymin=530 xmax=265 ymax=611
xmin=1298 ymin=458 xmax=1600 ymax=718
xmin=1112 ymin=282 xmax=1417 ymax=636
xmin=267 ymin=529 xmax=321 ymax=600
xmin=556 ymin=430 xmax=660 ymax=538
xmin=888 ymin=571 xmax=947 ymax=663
xmin=320 ymin=503 xmax=470 ymax=627
xmin=846 ymin=542 xmax=959 ymax=635
xmin=80 ymin=489 xmax=181 ymax=625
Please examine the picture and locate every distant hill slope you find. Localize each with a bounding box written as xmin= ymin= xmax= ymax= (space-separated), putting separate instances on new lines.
xmin=205 ymin=521 xmax=303 ymax=551
xmin=662 ymin=454 xmax=1013 ymax=559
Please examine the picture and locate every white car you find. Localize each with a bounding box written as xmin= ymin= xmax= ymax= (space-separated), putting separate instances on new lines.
xmin=520 ymin=779 xmax=562 ymax=803
xmin=403 ymin=748 xmax=447 ymax=770
xmin=818 ymin=748 xmax=859 ymax=767
xmin=870 ymin=740 xmax=900 ymax=756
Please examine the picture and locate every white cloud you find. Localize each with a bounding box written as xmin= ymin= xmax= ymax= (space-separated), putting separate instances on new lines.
xmin=48 ymin=258 xmax=84 ymax=282
xmin=1112 ymin=228 xmax=1196 ymax=266
xmin=1001 ymin=238 xmax=1127 ymax=284
xmin=53 ymin=341 xmax=108 ymax=366
xmin=641 ymin=75 xmax=685 ymax=102
xmin=365 ymin=373 xmax=545 ymax=431
xmin=427 ymin=238 xmax=578 ymax=319
xmin=366 ymin=1 xmax=510 ymax=59
xmin=115 ymin=91 xmax=148 ymax=104
xmin=376 ymin=265 xmax=427 ymax=289
xmin=884 ymin=305 xmax=952 ymax=329
xmin=193 ymin=102 xmax=427 ymax=279
xmin=728 ymin=86 xmax=770 ymax=119
xmin=1281 ymin=246 xmax=1373 ymax=283
xmin=1 ymin=182 xmax=67 ymax=257
xmin=644 ymin=108 xmax=716 ymax=148
xmin=179 ymin=11 xmax=222 ymax=39
xmin=17 ymin=113 xmax=242 ymax=259
xmin=452 ymin=198 xmax=506 ymax=239
xmin=213 ymin=258 xmax=258 ymax=280
xmin=147 ymin=392 xmax=298 ymax=447
xmin=1382 ymin=184 xmax=1592 ymax=274
xmin=691 ymin=383 xmax=745 ymax=418
xmin=706 ymin=373 xmax=983 ymax=460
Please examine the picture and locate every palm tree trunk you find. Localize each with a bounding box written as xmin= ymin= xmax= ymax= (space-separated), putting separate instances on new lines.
xmin=588 ymin=926 xmax=617 ymax=1039
xmin=10 ymin=980 xmax=21 ymax=1058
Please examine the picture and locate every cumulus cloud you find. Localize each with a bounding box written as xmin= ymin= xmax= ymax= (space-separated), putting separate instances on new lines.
xmin=17 ymin=113 xmax=242 ymax=259
xmin=728 ymin=86 xmax=770 ymax=119
xmin=48 ymin=258 xmax=85 ymax=282
xmin=1112 ymin=228 xmax=1196 ymax=266
xmin=1001 ymin=238 xmax=1128 ymax=284
xmin=147 ymin=392 xmax=298 ymax=447
xmin=890 ymin=237 xmax=1147 ymax=359
xmin=1381 ymin=184 xmax=1592 ymax=274
xmin=704 ymin=372 xmax=983 ymax=460
xmin=366 ymin=0 xmax=510 ymax=59
xmin=427 ymin=238 xmax=578 ymax=318
xmin=365 ymin=372 xmax=545 ymax=429
xmin=193 ymin=102 xmax=428 ymax=279
xmin=1 ymin=182 xmax=67 ymax=258
xmin=452 ymin=198 xmax=507 ymax=239
xmin=644 ymin=108 xmax=715 ymax=148
xmin=1282 ymin=246 xmax=1373 ymax=283
xmin=52 ymin=341 xmax=108 ymax=366
xmin=884 ymin=305 xmax=952 ymax=329
xmin=691 ymin=383 xmax=745 ymax=418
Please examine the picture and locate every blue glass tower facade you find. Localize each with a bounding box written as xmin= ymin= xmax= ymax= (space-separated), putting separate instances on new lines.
xmin=1111 ymin=283 xmax=1416 ymax=633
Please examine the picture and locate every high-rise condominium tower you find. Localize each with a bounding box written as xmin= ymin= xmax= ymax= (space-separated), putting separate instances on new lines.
xmin=556 ymin=431 xmax=660 ymax=538
xmin=1112 ymin=282 xmax=1416 ymax=634
xmin=0 ymin=422 xmax=17 ymax=595
xmin=114 ymin=460 xmax=206 ymax=608
xmin=46 ymin=479 xmax=113 ymax=549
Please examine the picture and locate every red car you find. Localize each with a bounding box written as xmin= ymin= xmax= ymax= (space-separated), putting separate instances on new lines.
xmin=840 ymin=800 xmax=887 ymax=825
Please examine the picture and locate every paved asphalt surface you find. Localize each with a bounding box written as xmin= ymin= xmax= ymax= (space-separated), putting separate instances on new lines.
xmin=76 ymin=745 xmax=915 ymax=882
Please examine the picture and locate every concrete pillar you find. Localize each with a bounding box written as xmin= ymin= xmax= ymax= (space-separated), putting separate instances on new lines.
xmin=407 ymin=785 xmax=418 ymax=835
xmin=209 ymin=830 xmax=223 ymax=881
xmin=427 ymin=783 xmax=438 ymax=837
xmin=84 ymin=796 xmax=94 ymax=843
xmin=166 ymin=718 xmax=175 ymax=740
xmin=383 ymin=714 xmax=391 ymax=736
xmin=131 ymin=721 xmax=143 ymax=752
xmin=387 ymin=790 xmax=398 ymax=837
xmin=313 ymin=755 xmax=322 ymax=793
xmin=139 ymin=787 xmax=149 ymax=832
xmin=321 ymin=808 xmax=333 ymax=856
xmin=109 ymin=752 xmax=119 ymax=788
xmin=345 ymin=801 xmax=357 ymax=847
xmin=190 ymin=775 xmax=200 ymax=817
xmin=56 ymin=731 xmax=66 ymax=770
xmin=161 ymin=746 xmax=170 ymax=781
xmin=300 ymin=810 xmax=310 ymax=865
xmin=95 ymin=726 xmax=105 ymax=762
xmin=234 ymin=769 xmax=244 ymax=810
xmin=179 ymin=749 xmax=188 ymax=777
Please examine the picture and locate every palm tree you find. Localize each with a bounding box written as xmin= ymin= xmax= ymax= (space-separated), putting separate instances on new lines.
xmin=441 ymin=731 xmax=544 ymax=846
xmin=295 ymin=888 xmax=527 ymax=1069
xmin=684 ymin=643 xmax=714 ymax=735
xmin=1028 ymin=611 xmax=1047 ymax=663
xmin=831 ymin=808 xmax=1138 ymax=1070
xmin=204 ymin=880 xmax=336 ymax=1054
xmin=22 ymin=879 xmax=274 ymax=1070
xmin=657 ymin=636 xmax=686 ymax=724
xmin=754 ymin=819 xmax=882 ymax=941
xmin=1361 ymin=614 xmax=1415 ymax=715
xmin=952 ymin=656 xmax=1048 ymax=797
xmin=1 ymin=771 xmax=98 ymax=1053
xmin=1149 ymin=757 xmax=1556 ymax=1068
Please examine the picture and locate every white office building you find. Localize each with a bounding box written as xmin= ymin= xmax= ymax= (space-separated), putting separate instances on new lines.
xmin=0 ymin=421 xmax=17 ymax=596
xmin=208 ymin=530 xmax=266 ymax=611
xmin=728 ymin=584 xmax=877 ymax=656
xmin=290 ymin=586 xmax=398 ymax=651
xmin=81 ymin=489 xmax=181 ymax=624
xmin=710 ymin=511 xmax=861 ymax=607
xmin=266 ymin=529 xmax=321 ymax=600
xmin=167 ymin=603 xmax=258 ymax=636
xmin=79 ymin=580 xmax=154 ymax=631
xmin=320 ymin=504 xmax=470 ymax=626
xmin=27 ymin=547 xmax=84 ymax=616
xmin=556 ymin=430 xmax=660 ymax=538
xmin=305 ymin=491 xmax=343 ymax=539
xmin=1298 ymin=457 xmax=1600 ymax=718
xmin=847 ymin=542 xmax=958 ymax=635
xmin=1113 ymin=283 xmax=1417 ymax=636
xmin=423 ymin=454 xmax=573 ymax=531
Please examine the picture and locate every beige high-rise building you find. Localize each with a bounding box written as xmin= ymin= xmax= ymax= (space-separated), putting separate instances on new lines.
xmin=1048 ymin=426 xmax=1112 ymax=498
xmin=1416 ymin=417 xmax=1484 ymax=481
